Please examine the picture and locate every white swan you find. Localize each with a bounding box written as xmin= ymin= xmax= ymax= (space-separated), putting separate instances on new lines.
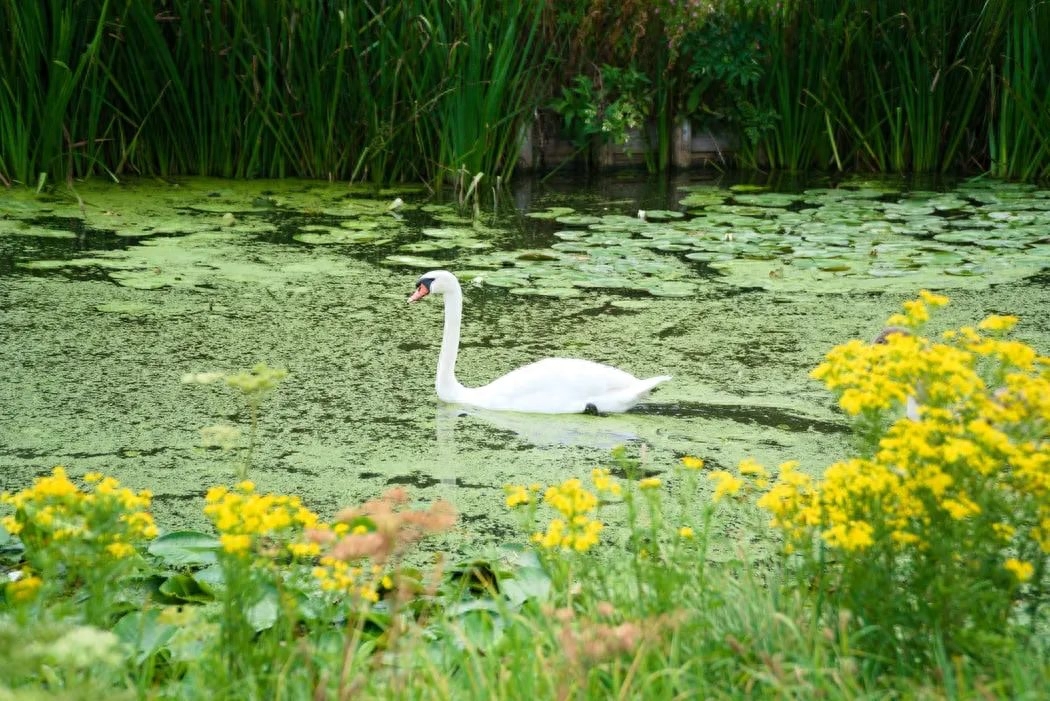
xmin=407 ymin=270 xmax=671 ymax=414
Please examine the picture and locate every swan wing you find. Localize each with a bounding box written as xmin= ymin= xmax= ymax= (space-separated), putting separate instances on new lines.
xmin=461 ymin=358 xmax=670 ymax=413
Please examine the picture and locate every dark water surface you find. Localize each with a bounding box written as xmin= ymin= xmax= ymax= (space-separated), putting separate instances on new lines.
xmin=2 ymin=173 xmax=1048 ymax=555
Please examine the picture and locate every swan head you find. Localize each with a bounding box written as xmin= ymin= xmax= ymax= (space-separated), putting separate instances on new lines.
xmin=407 ymin=270 xmax=458 ymax=303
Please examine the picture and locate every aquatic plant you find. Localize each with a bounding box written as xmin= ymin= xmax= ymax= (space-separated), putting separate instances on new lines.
xmin=0 ymin=0 xmax=549 ymax=186
xmin=753 ymin=293 xmax=1049 ymax=662
xmin=2 ymin=293 xmax=1048 ymax=697
xmin=1 ymin=467 xmax=157 ymax=625
xmin=183 ymin=362 xmax=288 ymax=478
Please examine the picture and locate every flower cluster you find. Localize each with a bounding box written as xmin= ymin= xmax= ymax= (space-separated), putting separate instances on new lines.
xmin=754 ymin=294 xmax=1049 ymax=654
xmin=203 ymin=481 xmax=320 ymax=557
xmin=2 ymin=467 xmax=158 ymax=607
xmin=307 ymin=488 xmax=455 ymax=602
xmin=2 ymin=467 xmax=157 ymax=560
xmin=527 ymin=476 xmax=606 ymax=553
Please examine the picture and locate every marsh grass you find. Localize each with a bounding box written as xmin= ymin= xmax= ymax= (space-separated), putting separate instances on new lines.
xmin=990 ymin=2 xmax=1050 ymax=181
xmin=0 ymin=1 xmax=548 ymax=186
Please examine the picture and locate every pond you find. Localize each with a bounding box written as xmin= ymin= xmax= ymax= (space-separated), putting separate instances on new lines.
xmin=2 ymin=173 xmax=1049 ymax=557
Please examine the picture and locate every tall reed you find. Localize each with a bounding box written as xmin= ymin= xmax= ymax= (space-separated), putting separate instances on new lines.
xmin=0 ymin=0 xmax=548 ymax=185
xmin=990 ymin=1 xmax=1050 ymax=180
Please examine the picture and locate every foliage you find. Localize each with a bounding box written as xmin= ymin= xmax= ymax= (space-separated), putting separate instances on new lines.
xmin=548 ymin=65 xmax=653 ymax=153
xmin=0 ymin=0 xmax=549 ymax=187
xmin=2 ymin=333 xmax=1049 ymax=697
xmin=752 ymin=293 xmax=1049 ymax=663
xmin=183 ymin=363 xmax=288 ymax=478
xmin=1 ymin=467 xmax=157 ymax=625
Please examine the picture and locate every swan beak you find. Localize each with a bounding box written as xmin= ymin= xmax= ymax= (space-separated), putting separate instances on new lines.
xmin=407 ymin=285 xmax=429 ymax=303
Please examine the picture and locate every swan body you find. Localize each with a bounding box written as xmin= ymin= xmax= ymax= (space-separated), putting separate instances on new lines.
xmin=408 ymin=270 xmax=671 ymax=414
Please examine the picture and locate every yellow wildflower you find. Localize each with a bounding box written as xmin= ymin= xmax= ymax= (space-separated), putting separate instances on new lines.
xmin=504 ymin=485 xmax=532 ymax=508
xmin=1004 ymin=558 xmax=1034 ymax=582
xmin=7 ymin=573 xmax=43 ymax=602
xmin=1 ymin=515 xmax=22 ymax=535
xmin=678 ymin=526 xmax=695 ymax=539
xmin=590 ymin=468 xmax=622 ymax=496
xmin=219 ymin=534 xmax=253 ymax=554
xmin=106 ymin=542 xmax=136 ymax=559
xmin=978 ymin=314 xmax=1018 ymax=333
xmin=822 ymin=521 xmax=874 ymax=551
xmin=288 ymin=541 xmax=321 ymax=558
xmin=738 ymin=457 xmax=768 ymax=478
xmin=708 ymin=471 xmax=743 ymax=501
xmin=918 ymin=290 xmax=949 ymax=307
xmin=680 ymin=456 xmax=704 ymax=470
xmin=639 ymin=477 xmax=661 ymax=490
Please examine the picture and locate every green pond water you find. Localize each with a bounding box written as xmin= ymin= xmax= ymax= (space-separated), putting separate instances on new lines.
xmin=2 ymin=173 xmax=1049 ymax=558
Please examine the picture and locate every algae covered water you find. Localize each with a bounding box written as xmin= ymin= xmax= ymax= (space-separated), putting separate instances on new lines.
xmin=2 ymin=174 xmax=1049 ymax=554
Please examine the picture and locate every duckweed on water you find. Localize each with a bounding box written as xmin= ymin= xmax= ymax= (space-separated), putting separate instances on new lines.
xmin=4 ymin=176 xmax=1050 ymax=295
xmin=2 ymin=175 xmax=1049 ymax=553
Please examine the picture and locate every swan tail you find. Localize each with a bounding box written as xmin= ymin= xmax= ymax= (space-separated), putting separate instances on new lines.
xmin=589 ymin=375 xmax=672 ymax=413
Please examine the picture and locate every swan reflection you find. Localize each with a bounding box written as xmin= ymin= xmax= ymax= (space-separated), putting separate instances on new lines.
xmin=434 ymin=404 xmax=642 ymax=450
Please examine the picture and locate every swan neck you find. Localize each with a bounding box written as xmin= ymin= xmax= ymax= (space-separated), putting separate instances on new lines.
xmin=436 ymin=284 xmax=466 ymax=400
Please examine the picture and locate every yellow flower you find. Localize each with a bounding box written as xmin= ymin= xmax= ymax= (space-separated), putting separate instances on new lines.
xmin=219 ymin=533 xmax=253 ymax=554
xmin=639 ymin=477 xmax=661 ymax=490
xmin=918 ymin=289 xmax=949 ymax=307
xmin=205 ymin=485 xmax=228 ymax=503
xmin=708 ymin=471 xmax=743 ymax=501
xmin=288 ymin=542 xmax=321 ymax=558
xmin=738 ymin=457 xmax=768 ymax=478
xmin=7 ymin=573 xmax=43 ymax=602
xmin=106 ymin=542 xmax=136 ymax=559
xmin=992 ymin=523 xmax=1016 ymax=542
xmin=678 ymin=526 xmax=695 ymax=539
xmin=1 ymin=514 xmax=22 ymax=535
xmin=590 ymin=468 xmax=621 ymax=496
xmin=680 ymin=456 xmax=704 ymax=470
xmin=822 ymin=521 xmax=874 ymax=551
xmin=504 ymin=485 xmax=532 ymax=508
xmin=84 ymin=472 xmax=104 ymax=483
xmin=941 ymin=496 xmax=980 ymax=520
xmin=978 ymin=314 xmax=1018 ymax=333
xmin=1004 ymin=558 xmax=1034 ymax=582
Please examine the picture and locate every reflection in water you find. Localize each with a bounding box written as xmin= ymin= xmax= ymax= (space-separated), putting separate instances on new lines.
xmin=434 ymin=404 xmax=642 ymax=450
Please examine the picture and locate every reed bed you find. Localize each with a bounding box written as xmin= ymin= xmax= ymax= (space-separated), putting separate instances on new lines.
xmin=0 ymin=0 xmax=549 ymax=186
xmin=0 ymin=1 xmax=1046 ymax=185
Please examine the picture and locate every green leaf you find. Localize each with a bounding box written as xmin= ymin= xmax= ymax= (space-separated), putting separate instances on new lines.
xmin=246 ymin=585 xmax=280 ymax=632
xmin=113 ymin=610 xmax=178 ymax=665
xmin=147 ymin=531 xmax=220 ymax=567
xmin=500 ymin=567 xmax=552 ymax=607
xmin=158 ymin=573 xmax=215 ymax=604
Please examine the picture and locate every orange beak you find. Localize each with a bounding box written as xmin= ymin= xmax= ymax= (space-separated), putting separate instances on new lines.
xmin=407 ymin=285 xmax=429 ymax=303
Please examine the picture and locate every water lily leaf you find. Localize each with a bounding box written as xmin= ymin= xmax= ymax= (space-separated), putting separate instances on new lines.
xmin=246 ymin=584 xmax=281 ymax=632
xmin=500 ymin=566 xmax=552 ymax=607
xmin=510 ymin=287 xmax=581 ymax=298
xmin=646 ymin=281 xmax=696 ymax=297
xmin=639 ymin=210 xmax=684 ymax=221
xmin=732 ymin=193 xmax=799 ymax=208
xmin=554 ymin=214 xmax=602 ymax=226
xmin=525 ymin=206 xmax=575 ymax=220
xmin=383 ymin=254 xmax=445 ymax=269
